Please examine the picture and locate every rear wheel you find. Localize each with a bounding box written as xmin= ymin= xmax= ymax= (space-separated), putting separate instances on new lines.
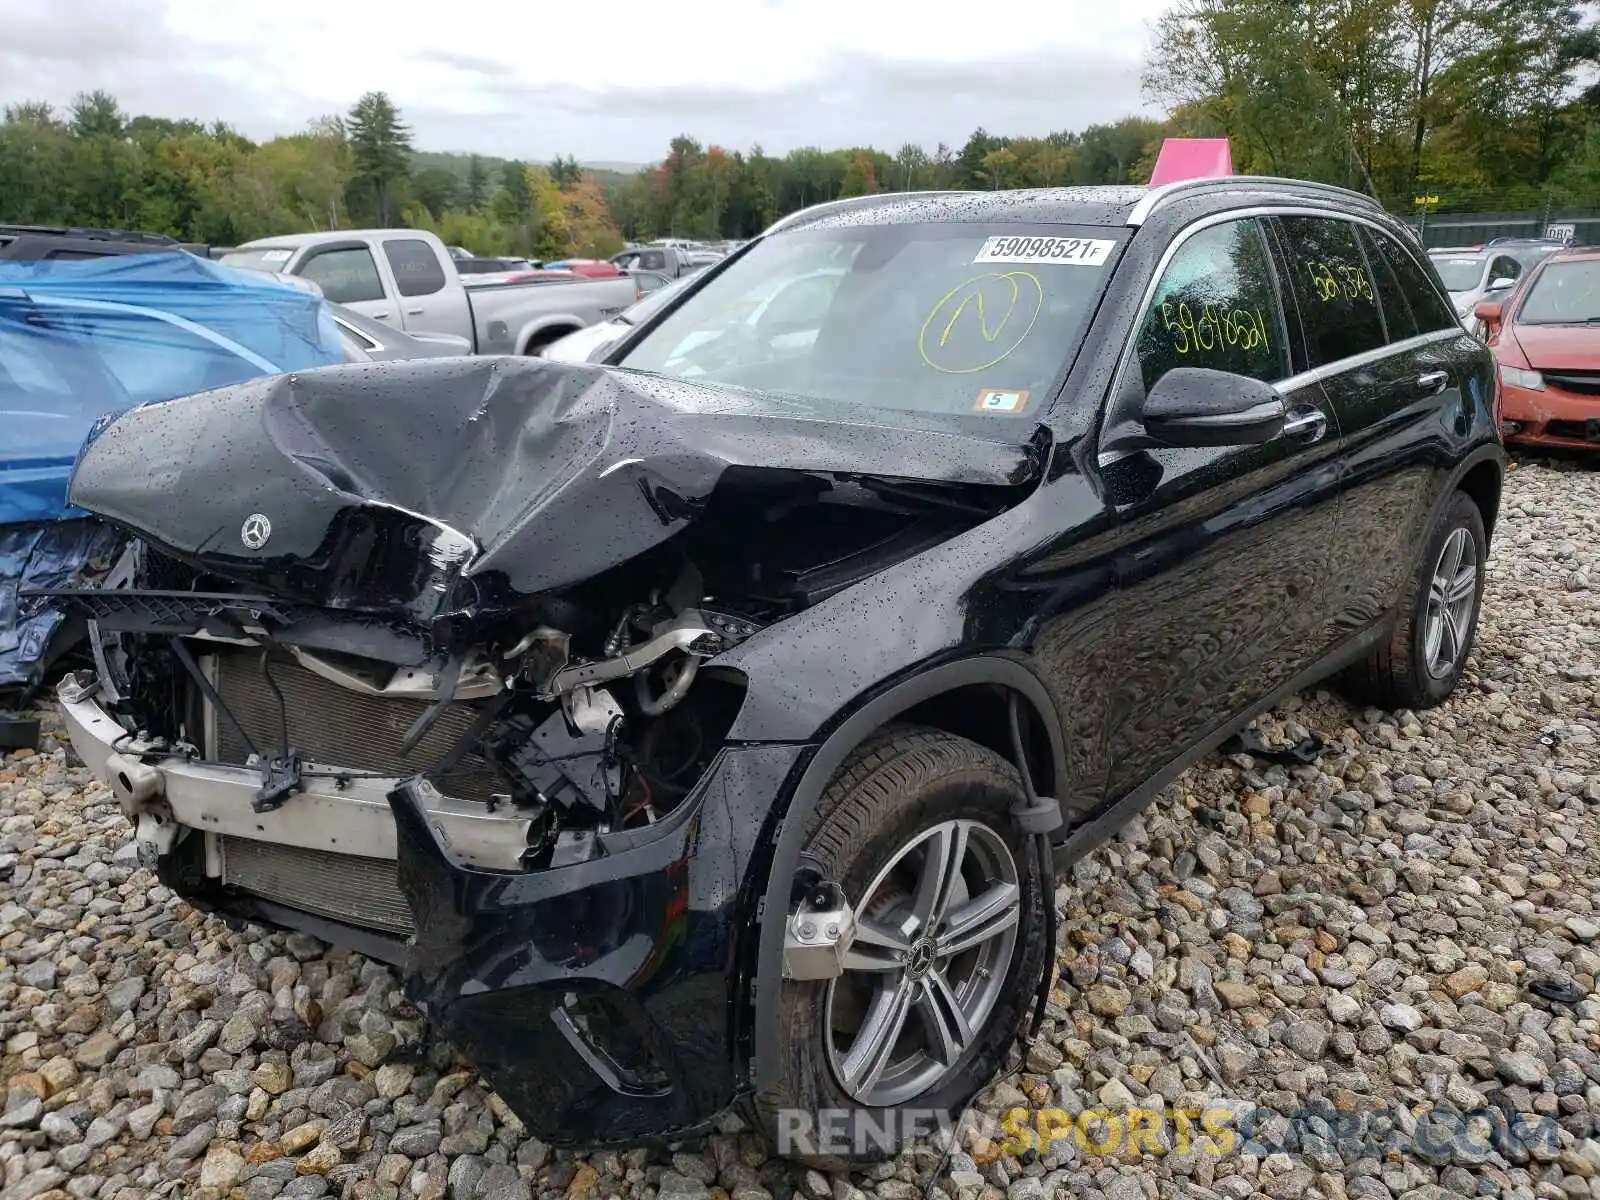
xmin=1344 ymin=490 xmax=1486 ymax=710
xmin=758 ymin=726 xmax=1046 ymax=1166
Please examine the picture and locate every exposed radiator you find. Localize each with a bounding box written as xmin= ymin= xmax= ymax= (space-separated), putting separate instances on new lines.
xmin=218 ymin=836 xmax=415 ymax=937
xmin=209 ymin=648 xmax=505 ymax=802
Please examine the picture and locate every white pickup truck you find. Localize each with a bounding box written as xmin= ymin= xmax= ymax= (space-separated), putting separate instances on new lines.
xmin=222 ymin=229 xmax=639 ymax=355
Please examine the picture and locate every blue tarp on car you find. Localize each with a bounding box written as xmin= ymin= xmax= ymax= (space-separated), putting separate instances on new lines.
xmin=0 ymin=250 xmax=343 ymax=691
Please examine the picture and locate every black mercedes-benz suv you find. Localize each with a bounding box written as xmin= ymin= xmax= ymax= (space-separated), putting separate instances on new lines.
xmin=47 ymin=177 xmax=1502 ymax=1161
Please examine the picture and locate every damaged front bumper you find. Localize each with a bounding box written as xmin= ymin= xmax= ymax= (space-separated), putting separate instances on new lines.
xmin=57 ymin=671 xmax=807 ymax=1145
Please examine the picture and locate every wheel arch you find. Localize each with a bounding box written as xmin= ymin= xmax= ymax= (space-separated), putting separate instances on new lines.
xmin=743 ymin=654 xmax=1065 ymax=1100
xmin=1455 ymin=455 xmax=1504 ymax=541
xmin=515 ymin=316 xmax=584 ymax=354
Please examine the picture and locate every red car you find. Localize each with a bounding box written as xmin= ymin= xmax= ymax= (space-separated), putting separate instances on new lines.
xmin=1478 ymin=247 xmax=1600 ymax=450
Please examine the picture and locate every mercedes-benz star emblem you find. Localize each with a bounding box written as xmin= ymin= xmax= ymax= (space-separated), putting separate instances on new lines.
xmin=240 ymin=513 xmax=272 ymax=550
xmin=904 ymin=935 xmax=939 ymax=980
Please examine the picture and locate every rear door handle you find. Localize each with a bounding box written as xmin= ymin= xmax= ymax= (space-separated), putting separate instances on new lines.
xmin=1415 ymin=370 xmax=1449 ymax=395
xmin=1281 ymin=406 xmax=1328 ymax=442
xmin=405 ymin=307 xmax=423 ymax=316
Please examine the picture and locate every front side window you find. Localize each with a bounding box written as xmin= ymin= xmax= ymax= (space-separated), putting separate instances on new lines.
xmin=617 ymin=222 xmax=1121 ymax=420
xmin=383 ymin=239 xmax=447 ymax=297
xmin=1276 ymin=217 xmax=1386 ymax=367
xmin=1486 ymin=255 xmax=1522 ymax=288
xmin=221 ymin=247 xmax=297 ymax=273
xmin=1129 ymin=218 xmax=1290 ymax=395
xmin=1365 ymin=229 xmax=1459 ymax=334
xmin=1514 ymin=259 xmax=1600 ymax=324
xmin=298 ymin=247 xmax=385 ymax=305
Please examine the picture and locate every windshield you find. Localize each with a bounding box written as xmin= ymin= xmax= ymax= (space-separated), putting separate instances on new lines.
xmin=616 ymin=222 xmax=1119 ymax=417
xmin=1516 ymin=260 xmax=1600 ymax=324
xmin=618 ymin=276 xmax=695 ymax=325
xmin=220 ymin=248 xmax=297 ymax=272
xmin=1431 ymin=256 xmax=1485 ymax=292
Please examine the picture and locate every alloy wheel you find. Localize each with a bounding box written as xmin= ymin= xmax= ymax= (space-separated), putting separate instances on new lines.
xmin=824 ymin=818 xmax=1021 ymax=1106
xmin=1423 ymin=526 xmax=1478 ymax=678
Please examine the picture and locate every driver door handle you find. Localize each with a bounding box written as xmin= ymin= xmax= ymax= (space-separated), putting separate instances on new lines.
xmin=1282 ymin=406 xmax=1328 ymax=443
xmin=1415 ymin=370 xmax=1450 ymax=396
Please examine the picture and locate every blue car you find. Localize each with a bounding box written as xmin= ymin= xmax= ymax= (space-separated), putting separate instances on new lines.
xmin=1 ymin=244 xmax=343 ymax=697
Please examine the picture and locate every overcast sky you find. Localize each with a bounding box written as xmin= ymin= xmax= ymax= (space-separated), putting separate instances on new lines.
xmin=0 ymin=0 xmax=1169 ymax=164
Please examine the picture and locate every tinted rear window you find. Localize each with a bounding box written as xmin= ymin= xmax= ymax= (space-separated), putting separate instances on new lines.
xmin=383 ymin=239 xmax=447 ymax=297
xmin=1276 ymin=217 xmax=1387 ymax=367
xmin=1364 ymin=229 xmax=1459 ymax=335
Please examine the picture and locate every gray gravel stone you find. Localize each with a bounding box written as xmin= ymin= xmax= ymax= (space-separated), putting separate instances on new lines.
xmin=1497 ymin=1050 xmax=1548 ymax=1086
xmin=657 ymin=1170 xmax=711 ymax=1200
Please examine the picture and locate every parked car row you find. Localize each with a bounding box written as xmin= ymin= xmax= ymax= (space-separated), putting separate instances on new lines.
xmin=1475 ymin=245 xmax=1600 ymax=452
xmin=221 ymin=229 xmax=639 ymax=356
xmin=1428 ymin=237 xmax=1566 ymax=331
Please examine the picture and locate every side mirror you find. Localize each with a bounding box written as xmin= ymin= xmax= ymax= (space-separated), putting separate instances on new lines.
xmin=1474 ymin=300 xmax=1503 ymax=330
xmin=1488 ymin=276 xmax=1516 ymax=291
xmin=1140 ymin=367 xmax=1287 ymax=448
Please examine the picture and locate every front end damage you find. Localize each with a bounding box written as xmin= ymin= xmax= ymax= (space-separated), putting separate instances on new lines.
xmin=46 ymin=357 xmax=1045 ymax=1143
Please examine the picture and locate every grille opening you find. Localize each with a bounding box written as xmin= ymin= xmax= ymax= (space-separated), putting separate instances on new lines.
xmin=218 ymin=836 xmax=414 ymax=936
xmin=206 ymin=647 xmax=507 ymax=802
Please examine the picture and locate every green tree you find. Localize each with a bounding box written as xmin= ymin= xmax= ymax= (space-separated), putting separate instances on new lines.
xmin=70 ymin=90 xmax=125 ymax=138
xmin=892 ymin=142 xmax=929 ymax=190
xmin=4 ymin=101 xmax=59 ymax=127
xmin=412 ymin=166 xmax=460 ymax=220
xmin=345 ymin=91 xmax=412 ymax=225
xmin=465 ymin=155 xmax=488 ymax=210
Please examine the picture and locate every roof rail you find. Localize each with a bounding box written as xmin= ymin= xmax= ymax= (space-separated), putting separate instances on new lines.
xmin=762 ymin=190 xmax=967 ymax=237
xmin=0 ymin=223 xmax=182 ymax=246
xmin=1126 ymin=176 xmax=1383 ymax=227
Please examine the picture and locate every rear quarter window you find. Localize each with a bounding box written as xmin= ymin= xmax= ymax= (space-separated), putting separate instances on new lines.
xmin=1362 ymin=228 xmax=1459 ymax=336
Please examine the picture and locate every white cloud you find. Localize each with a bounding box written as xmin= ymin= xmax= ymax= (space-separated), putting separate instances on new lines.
xmin=1 ymin=0 xmax=1170 ymax=161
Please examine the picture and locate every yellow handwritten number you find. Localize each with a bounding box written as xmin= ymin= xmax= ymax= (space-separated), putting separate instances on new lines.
xmin=1163 ymin=300 xmax=1270 ymax=356
xmin=1306 ymin=260 xmax=1372 ymax=304
xmin=1161 ymin=302 xmax=1189 ymax=354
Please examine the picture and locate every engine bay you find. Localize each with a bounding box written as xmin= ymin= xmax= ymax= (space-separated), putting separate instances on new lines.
xmin=85 ymin=465 xmax=1024 ymax=871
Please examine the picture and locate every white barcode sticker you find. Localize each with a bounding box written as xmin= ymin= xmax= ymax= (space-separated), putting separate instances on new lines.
xmin=259 ymin=249 xmax=292 ymax=264
xmin=973 ymin=235 xmax=1114 ymax=266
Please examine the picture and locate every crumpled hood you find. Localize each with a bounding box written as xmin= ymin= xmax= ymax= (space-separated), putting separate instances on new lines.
xmin=67 ymin=357 xmax=1045 ymax=621
xmin=1507 ymin=324 xmax=1600 ymax=371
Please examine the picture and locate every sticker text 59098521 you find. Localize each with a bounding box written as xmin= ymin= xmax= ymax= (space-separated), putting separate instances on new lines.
xmin=973 ymin=236 xmax=1114 ymax=266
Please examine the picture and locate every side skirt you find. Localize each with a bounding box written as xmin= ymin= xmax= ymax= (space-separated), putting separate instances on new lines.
xmin=1052 ymin=617 xmax=1393 ymax=870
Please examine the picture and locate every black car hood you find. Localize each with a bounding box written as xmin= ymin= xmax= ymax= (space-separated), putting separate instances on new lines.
xmin=67 ymin=357 xmax=1045 ymax=621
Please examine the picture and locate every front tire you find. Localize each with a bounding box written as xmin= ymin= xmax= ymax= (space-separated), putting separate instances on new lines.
xmin=1345 ymin=490 xmax=1487 ymax=710
xmin=757 ymin=726 xmax=1047 ymax=1166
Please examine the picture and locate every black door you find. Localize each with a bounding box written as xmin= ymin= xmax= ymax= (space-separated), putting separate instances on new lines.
xmin=1097 ymin=216 xmax=1344 ymax=799
xmin=1271 ymin=216 xmax=1468 ymax=637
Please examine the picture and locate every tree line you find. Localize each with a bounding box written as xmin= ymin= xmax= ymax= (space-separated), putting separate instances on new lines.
xmin=0 ymin=88 xmax=1166 ymax=254
xmin=2 ymin=0 xmax=1597 ymax=257
xmin=1146 ymin=0 xmax=1600 ymax=212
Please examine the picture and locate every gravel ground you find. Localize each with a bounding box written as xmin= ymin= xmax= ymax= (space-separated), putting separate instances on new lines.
xmin=2 ymin=457 xmax=1598 ymax=1200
